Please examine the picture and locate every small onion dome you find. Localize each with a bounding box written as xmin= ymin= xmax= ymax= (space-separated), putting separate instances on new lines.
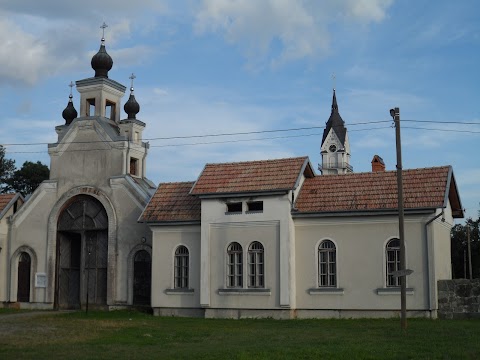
xmin=62 ymin=94 xmax=78 ymax=125
xmin=91 ymin=38 xmax=113 ymax=78
xmin=124 ymin=88 xmax=140 ymax=119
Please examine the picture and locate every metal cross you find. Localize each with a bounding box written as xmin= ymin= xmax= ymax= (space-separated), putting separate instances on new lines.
xmin=69 ymin=81 xmax=74 ymax=96
xmin=129 ymin=73 xmax=136 ymax=92
xmin=332 ymin=73 xmax=336 ymax=90
xmin=100 ymin=22 xmax=108 ymax=39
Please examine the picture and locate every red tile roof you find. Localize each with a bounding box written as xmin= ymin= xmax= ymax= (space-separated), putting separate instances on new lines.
xmin=0 ymin=193 xmax=15 ymax=212
xmin=295 ymin=166 xmax=456 ymax=214
xmin=140 ymin=182 xmax=201 ymax=222
xmin=190 ymin=157 xmax=312 ymax=195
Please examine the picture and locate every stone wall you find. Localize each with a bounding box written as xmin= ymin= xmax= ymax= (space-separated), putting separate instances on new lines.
xmin=438 ymin=279 xmax=480 ymax=319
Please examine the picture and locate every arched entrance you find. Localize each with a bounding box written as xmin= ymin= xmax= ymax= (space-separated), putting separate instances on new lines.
xmin=133 ymin=250 xmax=151 ymax=306
xmin=55 ymin=195 xmax=108 ymax=309
xmin=17 ymin=252 xmax=31 ymax=302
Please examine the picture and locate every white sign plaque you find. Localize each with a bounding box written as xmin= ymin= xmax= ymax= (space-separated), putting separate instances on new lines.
xmin=35 ymin=273 xmax=47 ymax=288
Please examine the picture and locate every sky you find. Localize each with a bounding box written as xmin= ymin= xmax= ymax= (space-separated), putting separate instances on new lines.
xmin=0 ymin=0 xmax=479 ymax=220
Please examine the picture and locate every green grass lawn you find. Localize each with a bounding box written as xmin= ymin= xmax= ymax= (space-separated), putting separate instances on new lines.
xmin=1 ymin=310 xmax=479 ymax=359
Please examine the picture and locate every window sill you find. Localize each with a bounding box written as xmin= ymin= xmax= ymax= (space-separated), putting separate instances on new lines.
xmin=225 ymin=212 xmax=242 ymax=215
xmin=245 ymin=211 xmax=263 ymax=214
xmin=165 ymin=288 xmax=194 ymax=295
xmin=376 ymin=287 xmax=414 ymax=296
xmin=308 ymin=288 xmax=344 ymax=295
xmin=218 ymin=288 xmax=271 ymax=296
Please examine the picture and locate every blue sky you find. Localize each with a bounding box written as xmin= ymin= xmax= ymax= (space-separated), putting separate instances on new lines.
xmin=0 ymin=0 xmax=479 ymax=219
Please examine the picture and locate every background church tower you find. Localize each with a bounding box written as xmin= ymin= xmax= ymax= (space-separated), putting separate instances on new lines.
xmin=319 ymin=89 xmax=353 ymax=175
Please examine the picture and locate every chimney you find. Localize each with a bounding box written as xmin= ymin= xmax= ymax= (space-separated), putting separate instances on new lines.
xmin=371 ymin=155 xmax=385 ymax=172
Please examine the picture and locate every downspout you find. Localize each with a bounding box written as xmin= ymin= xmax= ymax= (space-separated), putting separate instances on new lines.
xmin=425 ymin=210 xmax=444 ymax=316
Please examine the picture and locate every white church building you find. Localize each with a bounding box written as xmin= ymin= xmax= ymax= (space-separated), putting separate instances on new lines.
xmin=0 ymin=33 xmax=463 ymax=318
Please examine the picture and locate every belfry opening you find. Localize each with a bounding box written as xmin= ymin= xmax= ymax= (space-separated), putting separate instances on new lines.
xmin=55 ymin=195 xmax=108 ymax=310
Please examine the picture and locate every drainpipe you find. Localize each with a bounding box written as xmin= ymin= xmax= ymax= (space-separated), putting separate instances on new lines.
xmin=425 ymin=210 xmax=444 ymax=317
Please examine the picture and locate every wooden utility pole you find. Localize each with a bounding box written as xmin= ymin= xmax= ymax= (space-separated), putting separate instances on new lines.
xmin=468 ymin=225 xmax=473 ymax=280
xmin=391 ymin=107 xmax=407 ymax=331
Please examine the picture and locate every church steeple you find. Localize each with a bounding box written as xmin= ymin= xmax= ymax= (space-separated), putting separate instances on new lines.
xmin=319 ymin=88 xmax=352 ymax=175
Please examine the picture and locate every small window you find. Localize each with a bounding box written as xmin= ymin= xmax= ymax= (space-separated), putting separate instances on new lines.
xmin=248 ymin=242 xmax=264 ymax=288
xmin=174 ymin=246 xmax=189 ymax=289
xmin=386 ymin=238 xmax=400 ymax=287
xmin=247 ymin=201 xmax=263 ymax=212
xmin=227 ymin=242 xmax=243 ymax=287
xmin=319 ymin=240 xmax=336 ymax=287
xmin=87 ymin=98 xmax=96 ymax=116
xmin=130 ymin=158 xmax=138 ymax=176
xmin=105 ymin=100 xmax=116 ymax=120
xmin=226 ymin=202 xmax=242 ymax=213
xmin=134 ymin=131 xmax=140 ymax=143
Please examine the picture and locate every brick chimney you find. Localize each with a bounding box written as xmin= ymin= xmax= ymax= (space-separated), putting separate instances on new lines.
xmin=371 ymin=155 xmax=385 ymax=172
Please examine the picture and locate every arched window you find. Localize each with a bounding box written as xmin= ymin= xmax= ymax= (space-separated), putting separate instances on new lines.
xmin=248 ymin=242 xmax=264 ymax=288
xmin=386 ymin=238 xmax=400 ymax=287
xmin=318 ymin=240 xmax=336 ymax=287
xmin=174 ymin=246 xmax=189 ymax=289
xmin=227 ymin=242 xmax=243 ymax=288
xmin=17 ymin=252 xmax=31 ymax=302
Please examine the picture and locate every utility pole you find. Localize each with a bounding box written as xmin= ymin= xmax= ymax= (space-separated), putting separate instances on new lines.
xmin=468 ymin=225 xmax=472 ymax=280
xmin=391 ymin=107 xmax=407 ymax=331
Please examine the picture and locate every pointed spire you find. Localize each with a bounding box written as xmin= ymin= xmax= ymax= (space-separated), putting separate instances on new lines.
xmin=331 ymin=89 xmax=338 ymax=113
xmin=124 ymin=73 xmax=140 ymax=119
xmin=62 ymin=81 xmax=78 ymax=125
xmin=321 ymin=88 xmax=346 ymax=146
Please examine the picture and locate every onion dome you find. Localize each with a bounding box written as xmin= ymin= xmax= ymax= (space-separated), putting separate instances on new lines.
xmin=124 ymin=73 xmax=140 ymax=119
xmin=62 ymin=92 xmax=78 ymax=125
xmin=91 ymin=37 xmax=113 ymax=78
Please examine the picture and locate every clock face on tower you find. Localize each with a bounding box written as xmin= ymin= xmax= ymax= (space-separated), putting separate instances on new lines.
xmin=329 ymin=144 xmax=337 ymax=153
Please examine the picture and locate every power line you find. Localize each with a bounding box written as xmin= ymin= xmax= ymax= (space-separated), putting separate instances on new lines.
xmin=2 ymin=119 xmax=480 ymax=151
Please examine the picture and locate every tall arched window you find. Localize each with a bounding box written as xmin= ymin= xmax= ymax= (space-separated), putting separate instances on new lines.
xmin=174 ymin=246 xmax=189 ymax=289
xmin=248 ymin=242 xmax=264 ymax=288
xmin=318 ymin=240 xmax=336 ymax=287
xmin=386 ymin=238 xmax=400 ymax=287
xmin=17 ymin=252 xmax=31 ymax=302
xmin=227 ymin=242 xmax=243 ymax=288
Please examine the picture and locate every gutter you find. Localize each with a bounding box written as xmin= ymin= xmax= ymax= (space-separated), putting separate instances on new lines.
xmin=425 ymin=210 xmax=445 ymax=314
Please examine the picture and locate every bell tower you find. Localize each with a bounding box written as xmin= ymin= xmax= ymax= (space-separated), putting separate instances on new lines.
xmin=319 ymin=89 xmax=352 ymax=175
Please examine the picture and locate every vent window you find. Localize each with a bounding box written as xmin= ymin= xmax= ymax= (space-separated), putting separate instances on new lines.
xmin=247 ymin=201 xmax=263 ymax=212
xmin=226 ymin=202 xmax=242 ymax=213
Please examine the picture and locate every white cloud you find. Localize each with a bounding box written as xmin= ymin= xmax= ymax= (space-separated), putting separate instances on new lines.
xmin=194 ymin=0 xmax=394 ymax=67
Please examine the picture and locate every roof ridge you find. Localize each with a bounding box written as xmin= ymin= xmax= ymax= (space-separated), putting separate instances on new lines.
xmin=203 ymin=156 xmax=308 ymax=167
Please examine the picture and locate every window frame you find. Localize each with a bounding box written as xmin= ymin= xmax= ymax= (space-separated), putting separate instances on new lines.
xmin=174 ymin=245 xmax=189 ymax=289
xmin=318 ymin=240 xmax=337 ymax=288
xmin=247 ymin=241 xmax=265 ymax=288
xmin=385 ymin=238 xmax=401 ymax=287
xmin=226 ymin=242 xmax=243 ymax=288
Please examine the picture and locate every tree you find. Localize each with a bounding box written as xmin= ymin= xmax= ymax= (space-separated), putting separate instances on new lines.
xmin=0 ymin=145 xmax=15 ymax=193
xmin=7 ymin=161 xmax=50 ymax=196
xmin=451 ymin=217 xmax=480 ymax=279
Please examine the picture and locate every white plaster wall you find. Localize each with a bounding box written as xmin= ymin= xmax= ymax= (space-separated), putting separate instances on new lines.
xmin=150 ymin=225 xmax=201 ymax=308
xmin=200 ymin=194 xmax=293 ymax=309
xmin=294 ymin=215 xmax=429 ymax=311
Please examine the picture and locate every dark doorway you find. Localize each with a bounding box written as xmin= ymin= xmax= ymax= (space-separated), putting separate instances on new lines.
xmin=133 ymin=250 xmax=151 ymax=305
xmin=17 ymin=252 xmax=31 ymax=302
xmin=56 ymin=196 xmax=108 ymax=310
xmin=58 ymin=232 xmax=81 ymax=308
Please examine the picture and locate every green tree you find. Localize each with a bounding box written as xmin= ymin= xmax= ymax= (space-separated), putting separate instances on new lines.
xmin=451 ymin=217 xmax=480 ymax=279
xmin=7 ymin=161 xmax=50 ymax=196
xmin=0 ymin=145 xmax=15 ymax=193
